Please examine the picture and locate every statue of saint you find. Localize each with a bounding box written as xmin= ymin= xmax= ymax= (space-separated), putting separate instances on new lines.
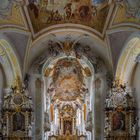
xmin=28 ymin=124 xmax=32 ymax=137
xmin=132 ymin=123 xmax=136 ymax=136
xmin=3 ymin=124 xmax=7 ymax=136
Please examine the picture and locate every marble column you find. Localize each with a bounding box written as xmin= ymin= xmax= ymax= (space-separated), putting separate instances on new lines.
xmin=73 ymin=117 xmax=76 ymax=135
xmin=81 ymin=105 xmax=85 ymax=134
xmin=35 ymin=78 xmax=44 ymax=140
xmin=25 ymin=111 xmax=29 ymax=135
xmin=61 ymin=118 xmax=64 ymax=135
xmin=6 ymin=113 xmax=8 ymax=136
xmin=3 ymin=88 xmax=11 ymax=137
xmin=72 ymin=118 xmax=74 ymax=134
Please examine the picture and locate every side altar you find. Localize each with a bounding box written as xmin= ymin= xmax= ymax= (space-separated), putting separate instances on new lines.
xmin=104 ymin=80 xmax=137 ymax=140
xmin=1 ymin=77 xmax=33 ymax=140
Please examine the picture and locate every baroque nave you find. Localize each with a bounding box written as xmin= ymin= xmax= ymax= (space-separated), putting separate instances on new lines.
xmin=0 ymin=0 xmax=140 ymax=140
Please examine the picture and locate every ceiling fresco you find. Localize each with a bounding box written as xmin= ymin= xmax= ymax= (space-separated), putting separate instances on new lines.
xmin=113 ymin=0 xmax=140 ymax=26
xmin=0 ymin=0 xmax=139 ymax=37
xmin=37 ymin=40 xmax=95 ymax=103
xmin=0 ymin=0 xmax=139 ymax=40
xmin=0 ymin=0 xmax=140 ymax=76
xmin=0 ymin=0 xmax=25 ymax=27
xmin=0 ymin=0 xmax=19 ymax=18
xmin=47 ymin=58 xmax=89 ymax=102
xmin=27 ymin=0 xmax=109 ymax=33
xmin=52 ymin=58 xmax=83 ymax=84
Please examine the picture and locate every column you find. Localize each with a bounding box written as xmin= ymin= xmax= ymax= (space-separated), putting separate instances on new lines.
xmin=48 ymin=0 xmax=51 ymax=4
xmin=59 ymin=118 xmax=61 ymax=135
xmin=72 ymin=118 xmax=74 ymax=134
xmin=35 ymin=78 xmax=44 ymax=140
xmin=81 ymin=105 xmax=85 ymax=134
xmin=3 ymin=88 xmax=11 ymax=137
xmin=59 ymin=118 xmax=60 ymax=135
xmin=72 ymin=118 xmax=76 ymax=135
xmin=25 ymin=111 xmax=29 ymax=136
xmin=6 ymin=112 xmax=9 ymax=136
xmin=61 ymin=118 xmax=63 ymax=135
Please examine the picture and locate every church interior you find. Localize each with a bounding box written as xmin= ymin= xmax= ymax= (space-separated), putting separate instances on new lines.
xmin=0 ymin=0 xmax=140 ymax=140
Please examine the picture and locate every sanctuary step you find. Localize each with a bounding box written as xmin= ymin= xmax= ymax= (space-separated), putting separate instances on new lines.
xmin=58 ymin=135 xmax=78 ymax=140
xmin=49 ymin=135 xmax=87 ymax=140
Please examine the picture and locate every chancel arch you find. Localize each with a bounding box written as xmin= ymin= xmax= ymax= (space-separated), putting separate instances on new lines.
xmin=28 ymin=30 xmax=109 ymax=140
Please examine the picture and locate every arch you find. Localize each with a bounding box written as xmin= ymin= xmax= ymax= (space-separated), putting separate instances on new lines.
xmin=27 ymin=28 xmax=111 ymax=73
xmin=116 ymin=32 xmax=140 ymax=84
xmin=0 ymin=34 xmax=22 ymax=86
xmin=42 ymin=54 xmax=95 ymax=140
xmin=28 ymin=30 xmax=109 ymax=140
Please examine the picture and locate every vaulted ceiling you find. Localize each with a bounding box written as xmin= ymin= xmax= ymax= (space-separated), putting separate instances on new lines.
xmin=0 ymin=0 xmax=140 ymax=77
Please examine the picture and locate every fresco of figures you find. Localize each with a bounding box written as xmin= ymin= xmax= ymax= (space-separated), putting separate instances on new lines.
xmin=27 ymin=0 xmax=109 ymax=33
